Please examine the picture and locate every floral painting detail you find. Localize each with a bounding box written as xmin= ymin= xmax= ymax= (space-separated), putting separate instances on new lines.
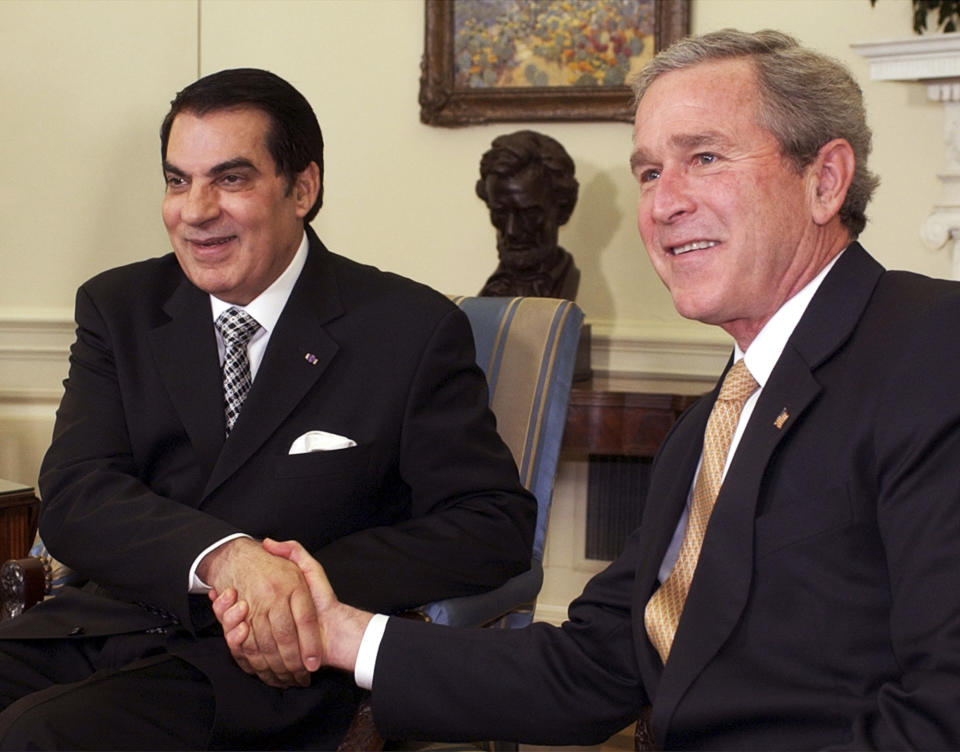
xmin=453 ymin=0 xmax=654 ymax=89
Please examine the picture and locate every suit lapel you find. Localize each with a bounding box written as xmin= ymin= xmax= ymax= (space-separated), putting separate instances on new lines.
xmin=648 ymin=243 xmax=885 ymax=736
xmin=202 ymin=238 xmax=344 ymax=498
xmin=148 ymin=276 xmax=224 ymax=494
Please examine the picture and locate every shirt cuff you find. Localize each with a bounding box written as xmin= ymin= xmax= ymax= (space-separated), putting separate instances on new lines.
xmin=355 ymin=613 xmax=390 ymax=690
xmin=187 ymin=533 xmax=253 ymax=593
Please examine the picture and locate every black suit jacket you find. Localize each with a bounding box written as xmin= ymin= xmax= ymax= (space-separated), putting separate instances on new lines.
xmin=371 ymin=243 xmax=960 ymax=750
xmin=0 ymin=229 xmax=535 ymax=747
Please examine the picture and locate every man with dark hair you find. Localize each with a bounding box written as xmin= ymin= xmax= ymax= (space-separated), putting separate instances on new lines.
xmin=216 ymin=31 xmax=960 ymax=749
xmin=159 ymin=68 xmax=326 ymax=222
xmin=476 ymin=130 xmax=580 ymax=300
xmin=0 ymin=67 xmax=535 ymax=750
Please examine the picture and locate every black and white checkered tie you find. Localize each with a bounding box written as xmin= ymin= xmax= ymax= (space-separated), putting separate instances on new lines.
xmin=216 ymin=307 xmax=261 ymax=435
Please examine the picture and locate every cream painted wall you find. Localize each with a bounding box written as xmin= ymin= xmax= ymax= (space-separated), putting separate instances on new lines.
xmin=0 ymin=0 xmax=196 ymax=314
xmin=0 ymin=0 xmax=197 ymax=486
xmin=0 ymin=0 xmax=947 ymax=323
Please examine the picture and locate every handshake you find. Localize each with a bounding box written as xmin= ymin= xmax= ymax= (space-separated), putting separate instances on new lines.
xmin=208 ymin=539 xmax=372 ymax=689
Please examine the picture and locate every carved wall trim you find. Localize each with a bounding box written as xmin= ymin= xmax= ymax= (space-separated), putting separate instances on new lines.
xmin=0 ymin=313 xmax=74 ymax=408
xmin=854 ymin=33 xmax=960 ymax=279
xmin=0 ymin=313 xmax=727 ymax=411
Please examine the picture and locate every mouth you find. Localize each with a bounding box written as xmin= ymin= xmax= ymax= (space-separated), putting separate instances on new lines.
xmin=188 ymin=235 xmax=236 ymax=249
xmin=670 ymin=240 xmax=719 ymax=256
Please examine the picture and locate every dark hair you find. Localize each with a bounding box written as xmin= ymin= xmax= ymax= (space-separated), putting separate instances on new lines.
xmin=631 ymin=29 xmax=879 ymax=238
xmin=476 ymin=130 xmax=579 ymax=225
xmin=160 ymin=68 xmax=324 ymax=222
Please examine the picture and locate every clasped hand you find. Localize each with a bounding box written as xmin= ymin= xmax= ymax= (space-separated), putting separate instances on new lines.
xmin=209 ymin=538 xmax=369 ymax=688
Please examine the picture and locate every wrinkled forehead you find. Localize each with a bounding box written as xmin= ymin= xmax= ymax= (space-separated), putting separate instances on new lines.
xmin=632 ymin=59 xmax=763 ymax=148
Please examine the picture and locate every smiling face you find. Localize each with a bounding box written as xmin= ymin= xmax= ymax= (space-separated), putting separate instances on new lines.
xmin=631 ymin=58 xmax=839 ymax=348
xmin=162 ymin=107 xmax=318 ymax=305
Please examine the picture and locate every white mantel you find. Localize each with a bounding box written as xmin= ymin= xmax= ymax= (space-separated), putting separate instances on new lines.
xmin=854 ymin=34 xmax=960 ymax=279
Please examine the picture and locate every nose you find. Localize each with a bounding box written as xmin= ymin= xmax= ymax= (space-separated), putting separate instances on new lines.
xmin=648 ymin=169 xmax=695 ymax=224
xmin=180 ymin=183 xmax=220 ymax=225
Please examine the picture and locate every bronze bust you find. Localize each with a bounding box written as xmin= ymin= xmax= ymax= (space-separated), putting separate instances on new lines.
xmin=476 ymin=130 xmax=580 ymax=300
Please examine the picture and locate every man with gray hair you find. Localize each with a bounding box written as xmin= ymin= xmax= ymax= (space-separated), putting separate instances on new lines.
xmin=214 ymin=29 xmax=960 ymax=749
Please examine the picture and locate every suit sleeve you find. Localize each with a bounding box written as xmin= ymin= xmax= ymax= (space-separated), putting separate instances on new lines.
xmin=315 ymin=306 xmax=537 ymax=612
xmin=37 ymin=284 xmax=241 ymax=626
xmin=371 ymin=529 xmax=648 ymax=746
xmin=844 ymin=292 xmax=960 ymax=749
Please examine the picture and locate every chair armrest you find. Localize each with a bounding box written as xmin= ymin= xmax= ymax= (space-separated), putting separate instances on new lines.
xmin=420 ymin=559 xmax=544 ymax=628
xmin=0 ymin=556 xmax=47 ymax=620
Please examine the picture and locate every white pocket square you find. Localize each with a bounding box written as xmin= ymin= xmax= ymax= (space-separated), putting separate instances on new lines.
xmin=288 ymin=431 xmax=357 ymax=454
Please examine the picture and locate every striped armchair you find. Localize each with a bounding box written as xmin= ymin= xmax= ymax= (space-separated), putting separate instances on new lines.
xmin=420 ymin=295 xmax=584 ymax=628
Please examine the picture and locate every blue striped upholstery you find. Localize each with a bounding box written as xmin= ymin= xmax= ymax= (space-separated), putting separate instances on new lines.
xmin=421 ymin=296 xmax=583 ymax=628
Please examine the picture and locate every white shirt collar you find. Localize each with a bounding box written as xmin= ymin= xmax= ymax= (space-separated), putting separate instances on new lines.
xmin=209 ymin=231 xmax=309 ymax=333
xmin=738 ymin=250 xmax=844 ymax=386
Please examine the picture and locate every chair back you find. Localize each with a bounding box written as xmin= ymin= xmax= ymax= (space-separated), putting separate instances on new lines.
xmin=421 ymin=296 xmax=583 ymax=627
xmin=451 ymin=295 xmax=582 ymax=560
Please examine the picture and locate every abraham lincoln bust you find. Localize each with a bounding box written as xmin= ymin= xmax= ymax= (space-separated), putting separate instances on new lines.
xmin=476 ymin=130 xmax=580 ymax=300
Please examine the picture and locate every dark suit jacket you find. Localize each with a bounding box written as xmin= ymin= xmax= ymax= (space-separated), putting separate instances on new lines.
xmin=0 ymin=228 xmax=535 ymax=747
xmin=371 ymin=243 xmax=960 ymax=750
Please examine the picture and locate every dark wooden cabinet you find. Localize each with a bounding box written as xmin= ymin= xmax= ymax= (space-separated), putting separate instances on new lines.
xmin=561 ymin=377 xmax=705 ymax=560
xmin=0 ymin=479 xmax=39 ymax=562
xmin=562 ymin=376 xmax=703 ymax=458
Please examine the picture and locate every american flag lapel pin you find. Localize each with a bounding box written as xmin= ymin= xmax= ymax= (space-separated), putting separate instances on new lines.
xmin=304 ymin=353 xmax=319 ymax=365
xmin=773 ymin=408 xmax=789 ymax=430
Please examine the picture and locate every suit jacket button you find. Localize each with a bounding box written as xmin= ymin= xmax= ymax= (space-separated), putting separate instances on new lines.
xmin=69 ymin=626 xmax=85 ymax=636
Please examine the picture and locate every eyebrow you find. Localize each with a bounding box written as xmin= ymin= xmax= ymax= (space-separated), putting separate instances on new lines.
xmin=162 ymin=157 xmax=258 ymax=178
xmin=630 ymin=130 xmax=736 ymax=171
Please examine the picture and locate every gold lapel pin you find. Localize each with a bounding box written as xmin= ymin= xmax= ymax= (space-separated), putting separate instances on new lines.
xmin=773 ymin=408 xmax=789 ymax=430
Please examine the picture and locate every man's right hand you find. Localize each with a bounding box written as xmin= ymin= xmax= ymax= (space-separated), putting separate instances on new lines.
xmin=198 ymin=537 xmax=322 ymax=688
xmin=211 ymin=538 xmax=372 ymax=675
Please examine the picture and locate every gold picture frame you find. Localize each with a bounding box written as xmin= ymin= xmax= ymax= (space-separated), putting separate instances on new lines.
xmin=419 ymin=0 xmax=690 ymax=126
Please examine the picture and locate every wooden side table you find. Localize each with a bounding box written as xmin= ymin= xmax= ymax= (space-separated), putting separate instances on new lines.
xmin=562 ymin=376 xmax=704 ymax=457
xmin=560 ymin=376 xmax=707 ymax=560
xmin=0 ymin=479 xmax=39 ymax=562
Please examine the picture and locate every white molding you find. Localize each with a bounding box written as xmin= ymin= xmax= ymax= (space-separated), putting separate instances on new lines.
xmin=854 ymin=34 xmax=960 ymax=279
xmin=852 ymin=33 xmax=960 ymax=81
xmin=0 ymin=314 xmax=729 ymax=408
xmin=589 ymin=318 xmax=731 ymax=382
xmin=0 ymin=312 xmax=73 ymax=406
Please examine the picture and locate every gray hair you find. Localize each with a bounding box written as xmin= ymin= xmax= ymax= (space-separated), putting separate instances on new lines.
xmin=631 ymin=29 xmax=879 ymax=237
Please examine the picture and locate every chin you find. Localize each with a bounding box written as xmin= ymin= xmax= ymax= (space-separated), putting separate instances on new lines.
xmin=670 ymin=296 xmax=718 ymax=324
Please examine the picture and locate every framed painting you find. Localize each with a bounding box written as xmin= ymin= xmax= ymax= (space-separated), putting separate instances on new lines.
xmin=419 ymin=0 xmax=690 ymax=126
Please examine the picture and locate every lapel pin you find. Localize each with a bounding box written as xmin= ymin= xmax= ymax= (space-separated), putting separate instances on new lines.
xmin=304 ymin=353 xmax=319 ymax=365
xmin=773 ymin=408 xmax=790 ymax=430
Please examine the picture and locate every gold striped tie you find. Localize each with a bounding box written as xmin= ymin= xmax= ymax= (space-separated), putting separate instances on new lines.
xmin=644 ymin=359 xmax=758 ymax=663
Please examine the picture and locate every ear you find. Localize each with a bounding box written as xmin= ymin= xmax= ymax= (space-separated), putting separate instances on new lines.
xmin=808 ymin=138 xmax=855 ymax=226
xmin=292 ymin=161 xmax=321 ymax=219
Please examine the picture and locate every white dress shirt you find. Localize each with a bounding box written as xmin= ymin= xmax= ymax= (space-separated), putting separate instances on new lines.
xmin=187 ymin=232 xmax=309 ymax=593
